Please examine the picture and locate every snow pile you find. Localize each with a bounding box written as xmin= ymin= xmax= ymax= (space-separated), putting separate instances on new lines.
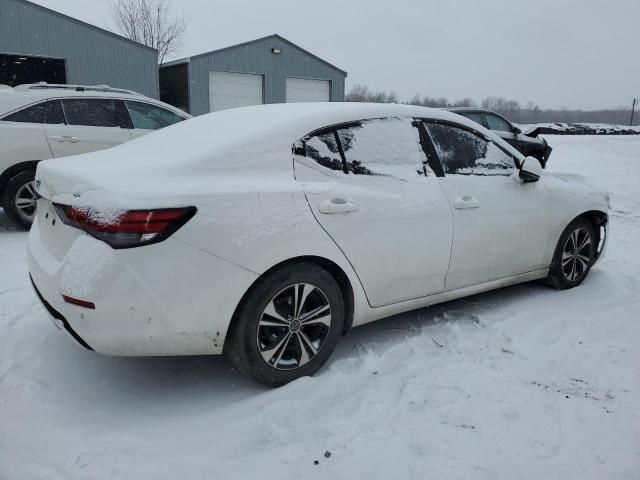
xmin=1 ymin=135 xmax=639 ymax=479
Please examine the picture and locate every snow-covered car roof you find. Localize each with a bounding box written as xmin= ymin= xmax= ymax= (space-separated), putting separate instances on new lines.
xmin=36 ymin=102 xmax=524 ymax=205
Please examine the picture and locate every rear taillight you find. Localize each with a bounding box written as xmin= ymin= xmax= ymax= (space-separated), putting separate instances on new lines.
xmin=53 ymin=204 xmax=196 ymax=249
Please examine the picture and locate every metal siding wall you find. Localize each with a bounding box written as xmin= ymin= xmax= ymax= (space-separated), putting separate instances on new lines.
xmin=188 ymin=36 xmax=345 ymax=116
xmin=0 ymin=0 xmax=158 ymax=98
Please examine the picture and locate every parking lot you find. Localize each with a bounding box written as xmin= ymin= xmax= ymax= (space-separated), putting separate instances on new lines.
xmin=1 ymin=135 xmax=639 ymax=479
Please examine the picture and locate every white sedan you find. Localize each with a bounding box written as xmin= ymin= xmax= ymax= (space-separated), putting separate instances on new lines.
xmin=28 ymin=103 xmax=608 ymax=386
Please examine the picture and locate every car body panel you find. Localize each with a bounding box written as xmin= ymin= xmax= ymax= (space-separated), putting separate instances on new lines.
xmin=0 ymin=121 xmax=53 ymax=169
xmin=27 ymin=102 xmax=608 ymax=356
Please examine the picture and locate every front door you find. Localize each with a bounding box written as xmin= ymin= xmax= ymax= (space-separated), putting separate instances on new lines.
xmin=422 ymin=121 xmax=550 ymax=291
xmin=294 ymin=117 xmax=454 ymax=308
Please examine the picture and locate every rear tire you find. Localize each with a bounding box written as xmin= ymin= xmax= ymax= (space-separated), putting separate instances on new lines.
xmin=546 ymin=217 xmax=596 ymax=290
xmin=225 ymin=262 xmax=344 ymax=387
xmin=2 ymin=170 xmax=37 ymax=230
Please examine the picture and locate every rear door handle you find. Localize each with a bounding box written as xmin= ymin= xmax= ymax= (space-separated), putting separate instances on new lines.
xmin=50 ymin=135 xmax=79 ymax=143
xmin=318 ymin=198 xmax=359 ymax=214
xmin=453 ymin=195 xmax=480 ymax=210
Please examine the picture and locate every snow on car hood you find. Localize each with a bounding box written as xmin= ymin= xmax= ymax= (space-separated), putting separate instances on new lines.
xmin=35 ymin=102 xmax=522 ymax=208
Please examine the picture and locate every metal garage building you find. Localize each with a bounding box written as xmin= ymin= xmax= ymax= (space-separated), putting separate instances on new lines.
xmin=0 ymin=0 xmax=159 ymax=98
xmin=160 ymin=34 xmax=347 ymax=115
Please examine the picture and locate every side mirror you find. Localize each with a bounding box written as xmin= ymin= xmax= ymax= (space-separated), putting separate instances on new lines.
xmin=519 ymin=156 xmax=543 ymax=183
xmin=513 ymin=126 xmax=522 ymax=134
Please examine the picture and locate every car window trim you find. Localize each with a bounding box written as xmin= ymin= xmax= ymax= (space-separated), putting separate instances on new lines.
xmin=414 ymin=120 xmax=445 ymax=177
xmin=420 ymin=118 xmax=521 ymax=173
xmin=44 ymin=99 xmax=68 ymax=125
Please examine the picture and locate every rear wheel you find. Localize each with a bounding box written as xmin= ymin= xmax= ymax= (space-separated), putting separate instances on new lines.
xmin=225 ymin=262 xmax=344 ymax=387
xmin=546 ymin=217 xmax=596 ymax=289
xmin=2 ymin=170 xmax=37 ymax=230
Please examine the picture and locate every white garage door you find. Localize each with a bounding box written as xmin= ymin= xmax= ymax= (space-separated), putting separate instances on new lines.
xmin=209 ymin=71 xmax=263 ymax=112
xmin=285 ymin=78 xmax=330 ymax=103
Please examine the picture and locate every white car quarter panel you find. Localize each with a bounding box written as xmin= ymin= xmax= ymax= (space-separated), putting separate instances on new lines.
xmin=28 ymin=219 xmax=259 ymax=356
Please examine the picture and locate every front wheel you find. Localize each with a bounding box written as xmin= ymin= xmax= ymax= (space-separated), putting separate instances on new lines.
xmin=225 ymin=262 xmax=344 ymax=387
xmin=2 ymin=170 xmax=37 ymax=230
xmin=546 ymin=217 xmax=596 ymax=289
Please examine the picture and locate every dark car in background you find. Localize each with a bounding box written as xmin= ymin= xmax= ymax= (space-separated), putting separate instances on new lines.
xmin=447 ymin=108 xmax=552 ymax=167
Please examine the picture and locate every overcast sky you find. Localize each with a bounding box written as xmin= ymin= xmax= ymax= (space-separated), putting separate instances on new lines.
xmin=31 ymin=0 xmax=640 ymax=110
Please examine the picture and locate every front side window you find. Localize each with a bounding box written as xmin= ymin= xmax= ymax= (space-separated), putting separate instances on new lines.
xmin=460 ymin=112 xmax=485 ymax=127
xmin=61 ymin=99 xmax=127 ymax=128
xmin=485 ymin=113 xmax=513 ymax=133
xmin=125 ymin=101 xmax=185 ymax=130
xmin=2 ymin=102 xmax=47 ymax=123
xmin=423 ymin=122 xmax=515 ymax=176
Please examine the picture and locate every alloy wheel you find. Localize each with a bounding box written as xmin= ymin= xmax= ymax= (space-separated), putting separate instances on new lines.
xmin=561 ymin=227 xmax=593 ymax=282
xmin=14 ymin=180 xmax=37 ymax=223
xmin=257 ymin=283 xmax=332 ymax=370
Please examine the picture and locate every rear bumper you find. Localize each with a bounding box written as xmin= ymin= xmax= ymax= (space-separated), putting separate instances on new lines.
xmin=27 ymin=220 xmax=259 ymax=356
xmin=30 ymin=275 xmax=93 ymax=350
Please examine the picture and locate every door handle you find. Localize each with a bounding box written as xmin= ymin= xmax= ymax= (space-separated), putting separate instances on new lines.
xmin=318 ymin=198 xmax=359 ymax=214
xmin=50 ymin=136 xmax=79 ymax=143
xmin=453 ymin=195 xmax=480 ymax=210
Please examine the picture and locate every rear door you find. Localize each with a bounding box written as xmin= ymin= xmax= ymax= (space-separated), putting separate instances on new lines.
xmin=45 ymin=98 xmax=132 ymax=158
xmin=421 ymin=120 xmax=550 ymax=291
xmin=294 ymin=117 xmax=453 ymax=308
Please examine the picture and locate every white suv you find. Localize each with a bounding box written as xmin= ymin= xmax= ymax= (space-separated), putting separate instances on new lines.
xmin=0 ymin=83 xmax=191 ymax=228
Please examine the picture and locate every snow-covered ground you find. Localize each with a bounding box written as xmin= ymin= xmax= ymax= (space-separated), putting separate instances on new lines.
xmin=1 ymin=136 xmax=639 ymax=479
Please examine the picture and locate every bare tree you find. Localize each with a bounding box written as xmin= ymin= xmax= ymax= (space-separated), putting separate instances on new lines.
xmin=109 ymin=0 xmax=188 ymax=65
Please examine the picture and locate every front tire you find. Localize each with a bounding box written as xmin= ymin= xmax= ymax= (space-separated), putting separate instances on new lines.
xmin=225 ymin=262 xmax=344 ymax=387
xmin=546 ymin=217 xmax=596 ymax=289
xmin=2 ymin=170 xmax=37 ymax=230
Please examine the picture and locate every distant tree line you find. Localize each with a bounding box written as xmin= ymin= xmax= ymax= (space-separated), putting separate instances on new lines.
xmin=345 ymin=84 xmax=638 ymax=125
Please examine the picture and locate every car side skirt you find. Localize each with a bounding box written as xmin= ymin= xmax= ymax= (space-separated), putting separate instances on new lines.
xmin=353 ymin=269 xmax=550 ymax=327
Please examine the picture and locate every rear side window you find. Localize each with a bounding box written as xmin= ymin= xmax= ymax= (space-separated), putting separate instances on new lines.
xmin=423 ymin=122 xmax=514 ymax=176
xmin=485 ymin=114 xmax=513 ymax=132
xmin=2 ymin=102 xmax=46 ymax=123
xmin=305 ymin=132 xmax=345 ymax=172
xmin=337 ymin=118 xmax=426 ymax=177
xmin=125 ymin=101 xmax=185 ymax=130
xmin=299 ymin=117 xmax=427 ymax=179
xmin=44 ymin=100 xmax=65 ymax=124
xmin=61 ymin=99 xmax=128 ymax=128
